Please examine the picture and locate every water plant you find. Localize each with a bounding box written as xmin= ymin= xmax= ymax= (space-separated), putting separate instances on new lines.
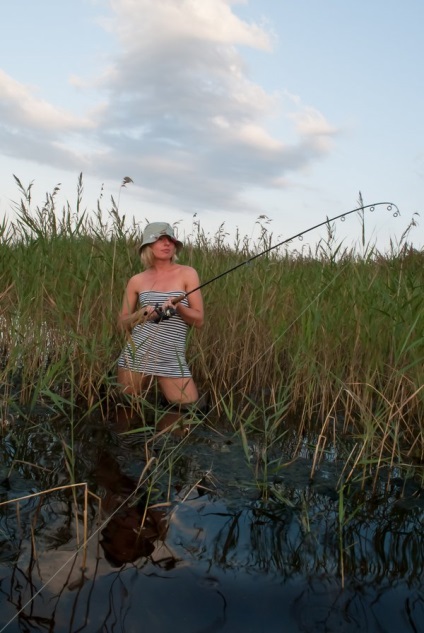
xmin=0 ymin=177 xmax=423 ymax=488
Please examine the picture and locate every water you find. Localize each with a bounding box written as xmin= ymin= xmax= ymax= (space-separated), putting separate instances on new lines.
xmin=0 ymin=410 xmax=423 ymax=632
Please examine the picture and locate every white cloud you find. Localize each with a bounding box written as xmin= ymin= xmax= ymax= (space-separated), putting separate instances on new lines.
xmin=236 ymin=123 xmax=284 ymax=151
xmin=0 ymin=69 xmax=93 ymax=132
xmin=0 ymin=68 xmax=100 ymax=171
xmin=108 ymin=0 xmax=272 ymax=51
xmin=289 ymin=104 xmax=336 ymax=153
xmin=0 ymin=0 xmax=337 ymax=215
xmin=87 ymin=0 xmax=337 ymax=211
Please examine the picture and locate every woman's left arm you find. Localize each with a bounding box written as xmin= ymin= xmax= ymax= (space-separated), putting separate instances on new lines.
xmin=174 ymin=267 xmax=204 ymax=328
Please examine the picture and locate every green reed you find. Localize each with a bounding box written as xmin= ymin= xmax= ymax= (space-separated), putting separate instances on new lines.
xmin=1 ymin=178 xmax=423 ymax=481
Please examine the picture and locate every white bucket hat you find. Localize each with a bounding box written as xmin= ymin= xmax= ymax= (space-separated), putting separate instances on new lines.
xmin=139 ymin=222 xmax=183 ymax=254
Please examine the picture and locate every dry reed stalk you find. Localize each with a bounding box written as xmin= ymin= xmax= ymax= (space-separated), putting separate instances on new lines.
xmin=310 ymin=393 xmax=342 ymax=478
xmin=0 ymin=483 xmax=102 ymax=570
xmin=1 ymin=183 xmax=423 ymax=485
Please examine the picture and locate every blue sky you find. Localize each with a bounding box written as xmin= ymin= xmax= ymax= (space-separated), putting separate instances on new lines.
xmin=1 ymin=0 xmax=423 ymax=252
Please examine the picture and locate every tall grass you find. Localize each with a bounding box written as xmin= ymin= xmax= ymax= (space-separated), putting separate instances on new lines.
xmin=1 ymin=178 xmax=423 ymax=476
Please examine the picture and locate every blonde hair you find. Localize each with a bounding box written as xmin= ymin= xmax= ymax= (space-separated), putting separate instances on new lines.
xmin=140 ymin=245 xmax=178 ymax=268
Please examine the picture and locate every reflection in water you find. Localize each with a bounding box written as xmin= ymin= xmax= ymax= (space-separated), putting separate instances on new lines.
xmin=0 ymin=412 xmax=423 ymax=632
xmin=95 ymin=452 xmax=168 ymax=567
xmin=94 ymin=403 xmax=197 ymax=571
xmin=167 ymin=486 xmax=424 ymax=581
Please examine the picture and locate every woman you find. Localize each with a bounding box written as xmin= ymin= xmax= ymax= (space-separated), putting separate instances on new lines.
xmin=117 ymin=222 xmax=204 ymax=405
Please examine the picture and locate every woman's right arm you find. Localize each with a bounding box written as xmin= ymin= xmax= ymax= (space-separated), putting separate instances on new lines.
xmin=118 ymin=276 xmax=155 ymax=332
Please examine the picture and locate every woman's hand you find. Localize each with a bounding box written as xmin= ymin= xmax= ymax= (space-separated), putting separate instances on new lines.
xmin=143 ymin=305 xmax=160 ymax=321
xmin=161 ymin=298 xmax=176 ymax=313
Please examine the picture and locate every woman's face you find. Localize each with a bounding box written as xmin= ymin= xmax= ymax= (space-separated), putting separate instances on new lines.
xmin=150 ymin=235 xmax=176 ymax=259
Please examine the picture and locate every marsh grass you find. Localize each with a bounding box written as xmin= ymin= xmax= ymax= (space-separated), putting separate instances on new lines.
xmin=1 ymin=177 xmax=423 ymax=486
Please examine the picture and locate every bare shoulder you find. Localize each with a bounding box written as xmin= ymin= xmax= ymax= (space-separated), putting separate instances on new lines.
xmin=126 ymin=271 xmax=146 ymax=291
xmin=178 ymin=264 xmax=201 ymax=292
xmin=179 ymin=264 xmax=198 ymax=273
xmin=179 ymin=264 xmax=200 ymax=280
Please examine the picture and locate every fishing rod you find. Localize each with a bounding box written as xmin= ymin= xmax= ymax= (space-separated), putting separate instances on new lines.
xmin=151 ymin=201 xmax=399 ymax=320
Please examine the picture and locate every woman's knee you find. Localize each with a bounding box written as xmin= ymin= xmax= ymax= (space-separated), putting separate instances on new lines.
xmin=158 ymin=377 xmax=198 ymax=404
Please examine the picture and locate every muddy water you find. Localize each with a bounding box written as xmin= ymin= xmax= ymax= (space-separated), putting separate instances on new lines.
xmin=0 ymin=412 xmax=423 ymax=633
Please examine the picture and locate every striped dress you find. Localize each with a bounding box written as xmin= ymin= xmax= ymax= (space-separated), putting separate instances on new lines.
xmin=118 ymin=290 xmax=192 ymax=378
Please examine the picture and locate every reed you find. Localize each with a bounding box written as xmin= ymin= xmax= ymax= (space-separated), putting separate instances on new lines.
xmin=0 ymin=483 xmax=102 ymax=570
xmin=1 ymin=178 xmax=423 ymax=481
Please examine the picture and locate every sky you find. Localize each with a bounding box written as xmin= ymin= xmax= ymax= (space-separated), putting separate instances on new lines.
xmin=1 ymin=0 xmax=423 ymax=253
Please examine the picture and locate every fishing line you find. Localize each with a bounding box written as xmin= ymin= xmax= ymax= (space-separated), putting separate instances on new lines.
xmin=145 ymin=201 xmax=399 ymax=319
xmin=0 ymin=430 xmax=202 ymax=631
xmin=202 ymin=262 xmax=349 ymax=413
xmin=168 ymin=201 xmax=400 ymax=308
xmin=0 ymin=265 xmax=373 ymax=631
xmin=0 ymin=542 xmax=85 ymax=633
xmin=1 ymin=201 xmax=400 ymax=630
xmin=0 ymin=458 xmax=161 ymax=632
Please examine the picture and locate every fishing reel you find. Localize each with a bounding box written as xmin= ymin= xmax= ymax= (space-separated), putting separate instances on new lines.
xmin=152 ymin=303 xmax=176 ymax=323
